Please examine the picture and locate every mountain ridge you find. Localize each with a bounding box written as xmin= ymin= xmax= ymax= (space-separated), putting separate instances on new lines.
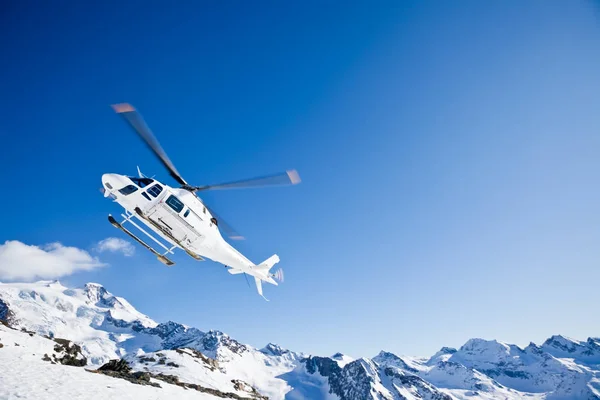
xmin=0 ymin=280 xmax=598 ymax=399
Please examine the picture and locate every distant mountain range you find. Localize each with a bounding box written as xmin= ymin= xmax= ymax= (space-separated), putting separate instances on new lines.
xmin=0 ymin=280 xmax=598 ymax=399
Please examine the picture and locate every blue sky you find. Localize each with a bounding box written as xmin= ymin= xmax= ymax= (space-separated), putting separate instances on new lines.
xmin=2 ymin=0 xmax=600 ymax=358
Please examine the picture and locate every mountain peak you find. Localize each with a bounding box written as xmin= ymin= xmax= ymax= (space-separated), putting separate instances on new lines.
xmin=330 ymin=352 xmax=354 ymax=368
xmin=373 ymin=350 xmax=419 ymax=373
xmin=427 ymin=346 xmax=458 ymax=365
xmin=540 ymin=334 xmax=600 ymax=364
xmin=261 ymin=343 xmax=288 ymax=356
xmin=439 ymin=346 xmax=457 ymax=354
xmin=459 ymin=338 xmax=512 ymax=353
xmin=374 ymin=350 xmax=400 ymax=361
xmin=82 ymin=282 xmax=109 ymax=304
xmin=543 ymin=334 xmax=581 ymax=350
xmin=202 ymin=330 xmax=248 ymax=355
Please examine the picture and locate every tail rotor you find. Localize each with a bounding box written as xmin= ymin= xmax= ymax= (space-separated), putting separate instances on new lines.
xmin=271 ymin=268 xmax=284 ymax=283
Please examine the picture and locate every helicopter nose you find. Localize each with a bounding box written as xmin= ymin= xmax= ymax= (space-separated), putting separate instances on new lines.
xmin=102 ymin=173 xmax=129 ymax=196
xmin=102 ymin=174 xmax=117 ymax=191
xmin=101 ymin=174 xmax=116 ymax=197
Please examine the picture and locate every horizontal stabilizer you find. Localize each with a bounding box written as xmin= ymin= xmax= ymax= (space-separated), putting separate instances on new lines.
xmin=228 ymin=269 xmax=244 ymax=275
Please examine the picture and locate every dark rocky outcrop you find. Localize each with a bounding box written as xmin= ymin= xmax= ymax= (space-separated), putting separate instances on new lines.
xmin=0 ymin=298 xmax=16 ymax=326
xmin=200 ymin=330 xmax=248 ymax=356
xmin=151 ymin=373 xmax=267 ymax=399
xmin=231 ymin=379 xmax=267 ymax=399
xmin=92 ymin=359 xmax=161 ymax=388
xmin=148 ymin=321 xmax=189 ymax=339
xmin=175 ymin=347 xmax=218 ymax=370
xmin=21 ymin=327 xmax=35 ymax=337
xmin=38 ymin=337 xmax=87 ymax=366
xmin=98 ymin=359 xmax=131 ymax=373
xmin=52 ymin=338 xmax=87 ymax=366
xmin=91 ymin=358 xmax=266 ymax=399
xmin=384 ymin=367 xmax=453 ymax=400
xmin=374 ymin=350 xmax=419 ymax=373
xmin=304 ymin=356 xmax=348 ymax=398
xmin=104 ymin=313 xmax=147 ymax=333
xmin=304 ymin=355 xmax=453 ymax=400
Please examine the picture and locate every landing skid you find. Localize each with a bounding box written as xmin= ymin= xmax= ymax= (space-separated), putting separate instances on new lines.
xmin=108 ymin=215 xmax=175 ymax=266
xmin=134 ymin=207 xmax=205 ymax=262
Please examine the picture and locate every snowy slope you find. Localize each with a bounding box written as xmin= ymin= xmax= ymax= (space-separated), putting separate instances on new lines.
xmin=0 ymin=323 xmax=218 ymax=400
xmin=0 ymin=280 xmax=599 ymax=400
xmin=0 ymin=280 xmax=157 ymax=365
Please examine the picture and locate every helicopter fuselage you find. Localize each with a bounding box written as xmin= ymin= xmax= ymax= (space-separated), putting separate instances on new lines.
xmin=101 ymin=173 xmax=278 ymax=293
xmin=102 ymin=102 xmax=294 ymax=299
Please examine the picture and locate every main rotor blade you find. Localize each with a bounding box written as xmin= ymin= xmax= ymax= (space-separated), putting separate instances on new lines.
xmin=202 ymin=201 xmax=245 ymax=241
xmin=111 ymin=103 xmax=188 ymax=186
xmin=193 ymin=170 xmax=301 ymax=192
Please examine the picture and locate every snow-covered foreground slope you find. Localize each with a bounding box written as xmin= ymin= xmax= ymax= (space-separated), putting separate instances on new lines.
xmin=0 ymin=323 xmax=218 ymax=400
xmin=0 ymin=280 xmax=598 ymax=400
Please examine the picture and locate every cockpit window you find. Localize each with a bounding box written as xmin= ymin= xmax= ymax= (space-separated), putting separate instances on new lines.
xmin=130 ymin=177 xmax=154 ymax=188
xmin=147 ymin=184 xmax=163 ymax=198
xmin=118 ymin=185 xmax=138 ymax=196
xmin=166 ymin=195 xmax=184 ymax=213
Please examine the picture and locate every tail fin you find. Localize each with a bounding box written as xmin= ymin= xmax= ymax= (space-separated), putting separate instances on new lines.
xmin=253 ymin=255 xmax=281 ymax=301
xmin=255 ymin=254 xmax=280 ymax=273
xmin=254 ymin=277 xmax=269 ymax=301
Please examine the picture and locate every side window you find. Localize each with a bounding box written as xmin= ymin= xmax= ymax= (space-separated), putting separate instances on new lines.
xmin=118 ymin=185 xmax=138 ymax=196
xmin=184 ymin=209 xmax=190 ymax=218
xmin=166 ymin=195 xmax=184 ymax=213
xmin=141 ymin=192 xmax=151 ymax=201
xmin=147 ymin=184 xmax=163 ymax=198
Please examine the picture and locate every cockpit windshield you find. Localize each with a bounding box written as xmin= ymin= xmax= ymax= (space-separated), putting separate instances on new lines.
xmin=119 ymin=185 xmax=138 ymax=196
xmin=129 ymin=177 xmax=154 ymax=188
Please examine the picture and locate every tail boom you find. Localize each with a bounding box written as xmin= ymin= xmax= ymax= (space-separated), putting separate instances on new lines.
xmin=226 ymin=254 xmax=284 ymax=300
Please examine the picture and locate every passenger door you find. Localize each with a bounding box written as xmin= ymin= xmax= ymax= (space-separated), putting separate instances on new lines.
xmin=146 ymin=193 xmax=191 ymax=244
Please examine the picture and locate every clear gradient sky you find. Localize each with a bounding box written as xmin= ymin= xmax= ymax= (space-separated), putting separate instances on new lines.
xmin=1 ymin=0 xmax=600 ymax=359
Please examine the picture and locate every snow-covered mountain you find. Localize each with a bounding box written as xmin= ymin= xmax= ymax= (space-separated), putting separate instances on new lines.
xmin=0 ymin=280 xmax=598 ymax=400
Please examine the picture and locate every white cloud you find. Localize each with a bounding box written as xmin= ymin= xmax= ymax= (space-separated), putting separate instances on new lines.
xmin=0 ymin=240 xmax=105 ymax=281
xmin=95 ymin=238 xmax=135 ymax=257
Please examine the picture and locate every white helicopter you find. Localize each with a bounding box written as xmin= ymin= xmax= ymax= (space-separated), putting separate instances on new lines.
xmin=101 ymin=103 xmax=301 ymax=300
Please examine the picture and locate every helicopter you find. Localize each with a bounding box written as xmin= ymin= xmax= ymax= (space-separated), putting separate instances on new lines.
xmin=101 ymin=103 xmax=301 ymax=300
